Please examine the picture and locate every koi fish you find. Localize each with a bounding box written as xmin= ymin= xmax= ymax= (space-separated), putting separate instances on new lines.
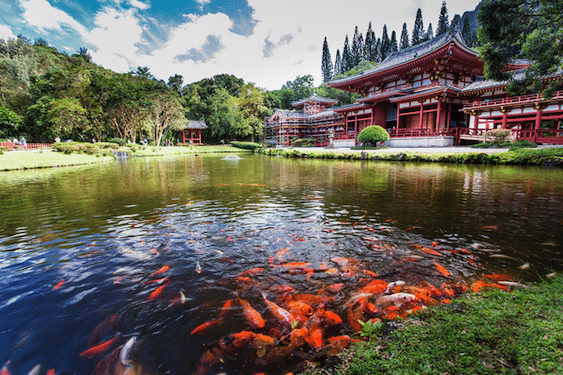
xmin=120 ymin=336 xmax=137 ymax=367
xmin=286 ymin=301 xmax=314 ymax=318
xmin=238 ymin=267 xmax=265 ymax=277
xmin=150 ymin=265 xmax=169 ymax=276
xmin=191 ymin=319 xmax=221 ymax=335
xmin=46 ymin=370 xmax=55 ymax=375
xmin=79 ymin=334 xmax=120 ymax=358
xmin=434 ymin=260 xmax=451 ymax=277
xmin=26 ymin=365 xmax=41 ymax=375
xmin=305 ymin=326 xmax=323 ymax=348
xmin=238 ymin=297 xmax=265 ymax=329
xmin=262 ymin=293 xmax=295 ymax=325
xmin=147 ymin=282 xmax=169 ymax=300
xmin=143 ymin=277 xmax=168 ymax=285
xmin=196 ymin=261 xmax=202 ymax=274
xmin=327 ymin=335 xmax=351 ymax=355
xmin=52 ymin=280 xmax=65 ymax=290
xmin=419 ymin=247 xmax=442 ymax=256
xmin=113 ymin=275 xmax=126 ymax=284
xmin=325 ymin=283 xmax=344 ymax=293
xmin=88 ymin=314 xmax=119 ymax=347
xmin=218 ymin=299 xmax=232 ymax=318
xmin=375 ymin=293 xmax=416 ymax=308
xmin=497 ymin=281 xmax=528 ymax=289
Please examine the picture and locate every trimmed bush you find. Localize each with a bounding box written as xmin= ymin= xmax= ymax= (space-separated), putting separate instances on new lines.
xmin=230 ymin=141 xmax=262 ymax=150
xmin=109 ymin=138 xmax=126 ymax=146
xmin=484 ymin=129 xmax=511 ymax=144
xmin=292 ymin=138 xmax=315 ymax=147
xmin=357 ymin=125 xmax=390 ymax=146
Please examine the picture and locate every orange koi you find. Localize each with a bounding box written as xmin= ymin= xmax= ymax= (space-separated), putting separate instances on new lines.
xmin=319 ymin=310 xmax=342 ymax=325
xmin=46 ymin=370 xmax=55 ymax=375
xmin=347 ymin=297 xmax=367 ymax=332
xmin=440 ymin=283 xmax=456 ymax=297
xmin=305 ymin=326 xmax=323 ymax=348
xmin=113 ymin=275 xmax=126 ymax=284
xmin=262 ymin=293 xmax=295 ymax=325
xmin=147 ymin=282 xmax=169 ymax=300
xmin=52 ymin=280 xmax=65 ymax=290
xmin=276 ymin=247 xmax=289 ymax=262
xmin=293 ymin=294 xmax=334 ymax=305
xmin=385 ymin=219 xmax=392 ymax=222
xmin=326 ymin=283 xmax=344 ymax=293
xmin=293 ymin=238 xmax=306 ymax=242
xmin=250 ymin=333 xmax=275 ymax=348
xmin=483 ymin=274 xmax=513 ymax=282
xmin=420 ymin=247 xmax=442 ymax=256
xmin=442 ymin=299 xmax=451 ymax=304
xmin=87 ymin=314 xmax=119 ymax=347
xmin=357 ymin=279 xmax=388 ymax=295
xmin=279 ymin=262 xmax=311 ymax=269
xmin=434 ymin=260 xmax=451 ymax=277
xmin=406 ymin=226 xmax=419 ymax=231
xmin=79 ymin=334 xmax=119 ymax=358
xmin=423 ymin=281 xmax=442 ymax=296
xmin=191 ymin=319 xmax=221 ymax=335
xmin=478 ymin=225 xmax=498 ymax=231
xmin=238 ymin=297 xmax=265 ymax=329
xmin=318 ymin=261 xmax=328 ymax=270
xmin=327 ymin=335 xmax=351 ymax=355
xmin=287 ymin=301 xmax=314 ymax=317
xmin=143 ymin=277 xmax=168 ymax=285
xmin=218 ymin=299 xmax=232 ymax=318
xmin=470 ymin=279 xmax=488 ymax=293
xmin=150 ymin=265 xmax=169 ymax=276
xmin=362 ymin=270 xmax=379 ymax=277
xmin=239 ymin=267 xmax=265 ymax=277
xmin=432 ymin=241 xmax=439 ymax=248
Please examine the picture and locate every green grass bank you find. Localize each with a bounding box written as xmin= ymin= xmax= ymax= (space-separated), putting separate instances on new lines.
xmin=0 ymin=145 xmax=250 ymax=171
xmin=261 ymin=146 xmax=563 ymax=166
xmin=305 ymin=275 xmax=563 ymax=375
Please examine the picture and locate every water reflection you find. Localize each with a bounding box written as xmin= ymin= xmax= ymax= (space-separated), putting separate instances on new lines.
xmin=0 ymin=155 xmax=562 ymax=374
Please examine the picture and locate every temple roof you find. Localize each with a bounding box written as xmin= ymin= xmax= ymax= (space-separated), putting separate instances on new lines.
xmin=291 ymin=94 xmax=338 ymax=107
xmin=329 ymin=31 xmax=482 ymax=91
xmin=269 ymin=108 xmax=338 ymax=121
xmin=184 ymin=120 xmax=208 ymax=129
xmin=460 ymin=69 xmax=563 ymax=95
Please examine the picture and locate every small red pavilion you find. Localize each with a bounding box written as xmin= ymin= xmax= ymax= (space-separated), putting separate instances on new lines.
xmin=181 ymin=121 xmax=207 ymax=145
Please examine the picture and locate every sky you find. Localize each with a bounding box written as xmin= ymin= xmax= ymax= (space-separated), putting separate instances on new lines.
xmin=0 ymin=0 xmax=482 ymax=91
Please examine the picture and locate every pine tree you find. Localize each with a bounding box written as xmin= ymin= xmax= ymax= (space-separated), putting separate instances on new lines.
xmin=436 ymin=0 xmax=449 ymax=37
xmin=450 ymin=14 xmax=461 ymax=31
xmin=380 ymin=25 xmax=390 ymax=60
xmin=425 ymin=23 xmax=434 ymax=41
xmin=342 ymin=35 xmax=353 ymax=73
xmin=321 ymin=37 xmax=333 ymax=82
xmin=334 ymin=49 xmax=342 ymax=76
xmin=351 ymin=26 xmax=363 ymax=67
xmin=364 ymin=22 xmax=373 ymax=61
xmin=374 ymin=38 xmax=382 ymax=63
xmin=412 ymin=8 xmax=424 ymax=46
xmin=461 ymin=16 xmax=473 ymax=46
xmin=400 ymin=22 xmax=410 ymax=50
xmin=357 ymin=33 xmax=364 ymax=63
xmin=390 ymin=30 xmax=398 ymax=53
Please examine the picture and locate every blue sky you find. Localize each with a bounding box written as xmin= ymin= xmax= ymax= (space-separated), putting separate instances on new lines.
xmin=0 ymin=0 xmax=482 ymax=90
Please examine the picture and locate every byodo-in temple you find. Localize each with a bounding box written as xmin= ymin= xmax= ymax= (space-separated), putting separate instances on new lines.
xmin=264 ymin=31 xmax=563 ymax=147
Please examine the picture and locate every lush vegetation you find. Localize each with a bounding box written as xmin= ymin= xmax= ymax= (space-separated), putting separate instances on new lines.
xmin=357 ymin=125 xmax=390 ymax=147
xmin=230 ymin=141 xmax=262 ymax=151
xmin=261 ymin=146 xmax=563 ymax=166
xmin=305 ymin=275 xmax=563 ymax=375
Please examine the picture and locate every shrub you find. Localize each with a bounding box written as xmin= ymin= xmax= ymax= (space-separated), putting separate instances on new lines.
xmin=292 ymin=138 xmax=315 ymax=147
xmin=97 ymin=142 xmax=119 ymax=150
xmin=109 ymin=138 xmax=126 ymax=146
xmin=53 ymin=142 xmax=85 ymax=154
xmin=484 ymin=129 xmax=511 ymax=144
xmin=357 ymin=125 xmax=390 ymax=147
xmin=230 ymin=141 xmax=262 ymax=150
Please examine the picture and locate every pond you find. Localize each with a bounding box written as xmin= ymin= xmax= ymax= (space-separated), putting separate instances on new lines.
xmin=0 ymin=154 xmax=562 ymax=375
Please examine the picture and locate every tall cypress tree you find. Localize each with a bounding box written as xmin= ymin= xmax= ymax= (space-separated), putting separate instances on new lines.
xmin=321 ymin=37 xmax=333 ymax=82
xmin=390 ymin=30 xmax=398 ymax=53
xmin=400 ymin=22 xmax=410 ymax=50
xmin=412 ymin=8 xmax=424 ymax=46
xmin=436 ymin=0 xmax=449 ymax=36
xmin=425 ymin=23 xmax=434 ymax=41
xmin=450 ymin=14 xmax=461 ymax=31
xmin=342 ymin=35 xmax=353 ymax=73
xmin=351 ymin=26 xmax=362 ymax=67
xmin=381 ymin=25 xmax=390 ymax=60
xmin=364 ymin=22 xmax=373 ymax=61
xmin=461 ymin=16 xmax=474 ymax=46
xmin=357 ymin=33 xmax=364 ymax=63
xmin=374 ymin=38 xmax=382 ymax=63
xmin=334 ymin=49 xmax=342 ymax=76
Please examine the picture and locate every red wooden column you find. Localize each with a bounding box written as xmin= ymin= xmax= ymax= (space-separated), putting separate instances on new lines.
xmin=534 ymin=104 xmax=542 ymax=143
xmin=501 ymin=107 xmax=508 ymax=129
xmin=436 ymin=99 xmax=442 ymax=132
xmin=418 ymin=101 xmax=424 ymax=128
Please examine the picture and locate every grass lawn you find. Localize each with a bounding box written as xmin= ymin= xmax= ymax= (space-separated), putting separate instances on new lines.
xmin=0 ymin=150 xmax=113 ymax=171
xmin=306 ymin=275 xmax=563 ymax=375
xmin=129 ymin=144 xmax=250 ymax=156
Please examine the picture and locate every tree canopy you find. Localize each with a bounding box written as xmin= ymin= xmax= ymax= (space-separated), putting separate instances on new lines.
xmin=478 ymin=0 xmax=563 ymax=94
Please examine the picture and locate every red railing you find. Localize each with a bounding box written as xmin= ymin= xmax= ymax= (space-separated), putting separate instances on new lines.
xmin=514 ymin=128 xmax=563 ymax=144
xmin=0 ymin=142 xmax=53 ymax=150
xmin=388 ymin=127 xmax=460 ymax=138
xmin=465 ymin=90 xmax=563 ymax=109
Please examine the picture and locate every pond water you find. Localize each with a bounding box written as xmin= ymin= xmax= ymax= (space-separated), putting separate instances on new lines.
xmin=0 ymin=154 xmax=562 ymax=375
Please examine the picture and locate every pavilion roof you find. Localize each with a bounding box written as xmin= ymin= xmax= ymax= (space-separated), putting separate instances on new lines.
xmin=184 ymin=120 xmax=208 ymax=129
xmin=459 ymin=69 xmax=563 ymax=95
xmin=328 ymin=31 xmax=482 ymax=92
xmin=291 ymin=94 xmax=338 ymax=107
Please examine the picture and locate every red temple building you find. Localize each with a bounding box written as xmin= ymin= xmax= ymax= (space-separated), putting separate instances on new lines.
xmin=181 ymin=120 xmax=207 ymax=145
xmin=265 ymin=31 xmax=563 ymax=147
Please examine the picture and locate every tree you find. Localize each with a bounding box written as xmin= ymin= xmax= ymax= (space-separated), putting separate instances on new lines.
xmin=412 ymin=8 xmax=424 ymax=46
xmin=351 ymin=26 xmax=363 ymax=66
xmin=390 ymin=30 xmax=398 ymax=53
xmin=477 ymin=0 xmax=563 ymax=94
xmin=450 ymin=14 xmax=461 ymax=31
xmin=321 ymin=37 xmax=333 ymax=82
xmin=380 ymin=25 xmax=390 ymax=60
xmin=234 ymin=83 xmax=270 ymax=142
xmin=342 ymin=35 xmax=353 ymax=72
xmin=462 ymin=16 xmax=474 ymax=45
xmin=135 ymin=66 xmax=153 ymax=80
xmin=425 ymin=23 xmax=434 ymax=41
xmin=400 ymin=22 xmax=410 ymax=50
xmin=78 ymin=47 xmax=92 ymax=63
xmin=334 ymin=49 xmax=342 ymax=77
xmin=167 ymin=74 xmax=184 ymax=93
xmin=281 ymin=75 xmax=315 ymax=103
xmin=436 ymin=1 xmax=450 ymax=37
xmin=357 ymin=125 xmax=390 ymax=146
xmin=147 ymin=89 xmax=185 ymax=147
xmin=364 ymin=22 xmax=377 ymax=62
xmin=0 ymin=106 xmax=21 ymax=137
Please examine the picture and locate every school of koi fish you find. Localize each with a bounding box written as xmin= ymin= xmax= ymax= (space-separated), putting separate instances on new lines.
xmin=3 ymin=226 xmax=530 ymax=375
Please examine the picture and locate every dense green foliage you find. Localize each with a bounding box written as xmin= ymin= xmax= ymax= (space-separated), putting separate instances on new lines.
xmin=291 ymin=138 xmax=315 ymax=147
xmin=478 ymin=0 xmax=563 ymax=94
xmin=357 ymin=125 xmax=390 ymax=146
xmin=313 ymin=276 xmax=563 ymax=375
xmin=230 ymin=141 xmax=262 ymax=150
xmin=262 ymin=146 xmax=563 ymax=166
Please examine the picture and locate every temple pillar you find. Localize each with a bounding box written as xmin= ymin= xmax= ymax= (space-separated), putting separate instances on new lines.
xmin=501 ymin=107 xmax=508 ymax=129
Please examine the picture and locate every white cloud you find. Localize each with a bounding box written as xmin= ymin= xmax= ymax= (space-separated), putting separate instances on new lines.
xmin=20 ymin=0 xmax=88 ymax=36
xmin=0 ymin=24 xmax=15 ymax=40
xmin=129 ymin=0 xmax=150 ymax=11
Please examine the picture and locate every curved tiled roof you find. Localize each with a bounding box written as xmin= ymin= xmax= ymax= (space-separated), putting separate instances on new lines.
xmin=291 ymin=94 xmax=338 ymax=107
xmin=329 ymin=31 xmax=477 ymax=86
xmin=185 ymin=120 xmax=207 ymax=129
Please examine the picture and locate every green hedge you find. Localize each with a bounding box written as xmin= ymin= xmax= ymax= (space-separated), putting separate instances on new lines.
xmin=292 ymin=138 xmax=315 ymax=147
xmin=53 ymin=142 xmax=117 ymax=156
xmin=357 ymin=125 xmax=390 ymax=146
xmin=230 ymin=141 xmax=262 ymax=150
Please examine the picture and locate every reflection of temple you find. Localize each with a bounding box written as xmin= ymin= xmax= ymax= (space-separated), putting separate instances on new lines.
xmin=265 ymin=31 xmax=563 ymax=147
